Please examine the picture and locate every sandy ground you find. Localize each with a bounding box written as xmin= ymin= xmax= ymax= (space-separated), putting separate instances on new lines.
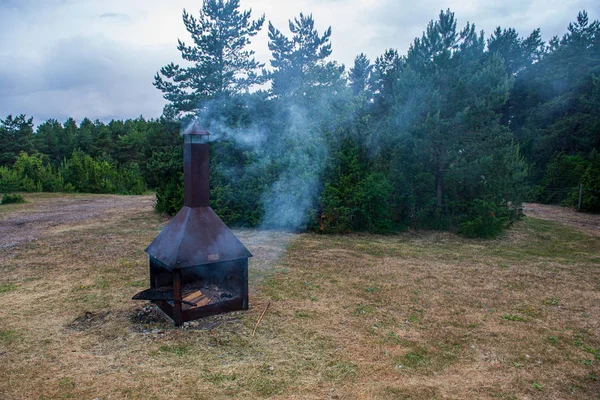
xmin=523 ymin=202 xmax=600 ymax=237
xmin=0 ymin=193 xmax=155 ymax=251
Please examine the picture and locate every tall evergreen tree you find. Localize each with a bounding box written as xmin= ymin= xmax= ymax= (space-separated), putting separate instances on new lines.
xmin=76 ymin=118 xmax=95 ymax=154
xmin=487 ymin=27 xmax=545 ymax=126
xmin=0 ymin=114 xmax=34 ymax=166
xmin=267 ymin=13 xmax=335 ymax=98
xmin=154 ymin=0 xmax=265 ymax=118
xmin=487 ymin=27 xmax=544 ymax=76
xmin=511 ymin=11 xmax=600 ymax=182
xmin=370 ymin=49 xmax=403 ymax=118
xmin=404 ymin=9 xmax=513 ymax=215
xmin=33 ymin=119 xmax=61 ymax=163
xmin=58 ymin=118 xmax=77 ymax=162
xmin=349 ymin=53 xmax=372 ymax=96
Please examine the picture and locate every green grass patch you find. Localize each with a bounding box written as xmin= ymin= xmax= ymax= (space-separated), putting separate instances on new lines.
xmin=158 ymin=344 xmax=191 ymax=357
xmin=262 ymin=273 xmax=304 ymax=300
xmin=502 ymin=314 xmax=526 ymax=321
xmin=93 ymin=276 xmax=111 ymax=289
xmin=493 ymin=218 xmax=599 ymax=261
xmin=0 ymin=329 xmax=22 ymax=345
xmin=354 ymin=304 xmax=377 ymax=315
xmin=124 ymin=280 xmax=146 ymax=288
xmin=325 ymin=361 xmax=357 ymax=381
xmin=516 ymin=304 xmax=540 ymax=318
xmin=294 ymin=310 xmax=316 ymax=319
xmin=0 ymin=282 xmax=18 ymax=293
xmin=58 ymin=377 xmax=76 ymax=399
xmin=546 ymin=336 xmax=559 ymax=344
xmin=384 ymin=332 xmax=411 ymax=346
xmin=400 ymin=346 xmax=429 ymax=369
xmin=532 ymin=381 xmax=543 ymax=391
xmin=202 ymin=371 xmax=238 ymax=385
xmin=396 ymin=344 xmax=461 ymax=373
xmin=244 ymin=374 xmax=286 ymax=397
xmin=543 ymin=297 xmax=560 ymax=306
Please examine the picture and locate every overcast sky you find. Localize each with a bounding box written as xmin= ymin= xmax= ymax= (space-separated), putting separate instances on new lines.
xmin=0 ymin=0 xmax=598 ymax=124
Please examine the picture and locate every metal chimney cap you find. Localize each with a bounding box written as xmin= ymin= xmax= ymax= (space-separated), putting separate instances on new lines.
xmin=183 ymin=121 xmax=210 ymax=136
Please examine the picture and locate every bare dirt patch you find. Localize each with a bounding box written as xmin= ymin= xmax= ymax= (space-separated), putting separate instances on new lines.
xmin=66 ymin=311 xmax=110 ymax=331
xmin=524 ymin=202 xmax=600 ymax=236
xmin=0 ymin=193 xmax=155 ymax=250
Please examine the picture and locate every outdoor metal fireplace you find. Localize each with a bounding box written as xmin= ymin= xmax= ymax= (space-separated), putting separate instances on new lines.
xmin=132 ymin=125 xmax=252 ymax=326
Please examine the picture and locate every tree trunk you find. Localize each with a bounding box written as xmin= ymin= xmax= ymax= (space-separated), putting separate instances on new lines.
xmin=436 ymin=170 xmax=443 ymax=214
xmin=435 ymin=143 xmax=445 ymax=215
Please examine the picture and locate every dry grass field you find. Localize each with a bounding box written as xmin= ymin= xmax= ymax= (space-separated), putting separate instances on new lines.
xmin=0 ymin=193 xmax=599 ymax=399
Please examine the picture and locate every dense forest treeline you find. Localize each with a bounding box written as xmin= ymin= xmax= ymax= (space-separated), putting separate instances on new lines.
xmin=1 ymin=2 xmax=598 ymax=238
xmin=0 ymin=116 xmax=181 ymax=195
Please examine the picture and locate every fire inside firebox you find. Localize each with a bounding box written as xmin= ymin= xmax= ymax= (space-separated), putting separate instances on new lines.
xmin=132 ymin=125 xmax=252 ymax=326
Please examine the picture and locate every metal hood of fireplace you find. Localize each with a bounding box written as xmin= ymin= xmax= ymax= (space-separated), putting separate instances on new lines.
xmin=145 ymin=206 xmax=252 ymax=269
xmin=145 ymin=124 xmax=252 ymax=269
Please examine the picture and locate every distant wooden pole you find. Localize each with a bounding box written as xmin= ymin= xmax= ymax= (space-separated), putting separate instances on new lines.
xmin=578 ymin=183 xmax=583 ymax=211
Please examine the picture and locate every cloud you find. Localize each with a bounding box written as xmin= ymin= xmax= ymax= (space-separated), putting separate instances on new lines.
xmin=99 ymin=12 xmax=131 ymax=21
xmin=360 ymin=0 xmax=600 ymax=56
xmin=0 ymin=35 xmax=169 ymax=123
xmin=0 ymin=0 xmax=598 ymax=124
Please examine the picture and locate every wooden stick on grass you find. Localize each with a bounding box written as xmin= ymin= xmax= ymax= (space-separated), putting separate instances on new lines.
xmin=252 ymin=302 xmax=270 ymax=337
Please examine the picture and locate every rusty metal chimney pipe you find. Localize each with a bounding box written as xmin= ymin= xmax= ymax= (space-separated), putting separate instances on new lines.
xmin=183 ymin=126 xmax=210 ymax=208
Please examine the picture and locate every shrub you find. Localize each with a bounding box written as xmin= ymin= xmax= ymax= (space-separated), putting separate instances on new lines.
xmin=1 ymin=193 xmax=25 ymax=205
xmin=155 ymin=173 xmax=183 ymax=215
xmin=0 ymin=151 xmax=146 ymax=195
xmin=359 ymin=172 xmax=394 ymax=232
xmin=579 ymin=149 xmax=600 ymax=212
xmin=458 ymin=199 xmax=509 ymax=238
xmin=0 ymin=166 xmax=20 ymax=192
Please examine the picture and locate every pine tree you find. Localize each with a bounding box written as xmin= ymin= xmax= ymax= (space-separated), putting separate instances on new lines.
xmin=511 ymin=11 xmax=600 ymax=183
xmin=154 ymin=0 xmax=265 ymax=118
xmin=404 ymin=9 xmax=512 ymax=216
xmin=0 ymin=114 xmax=34 ymax=166
xmin=370 ymin=49 xmax=403 ymax=118
xmin=349 ymin=53 xmax=372 ymax=96
xmin=267 ymin=13 xmax=334 ymax=98
xmin=33 ymin=119 xmax=61 ymax=163
xmin=487 ymin=27 xmax=544 ymax=76
xmin=76 ymin=118 xmax=95 ymax=154
xmin=487 ymin=27 xmax=544 ymax=127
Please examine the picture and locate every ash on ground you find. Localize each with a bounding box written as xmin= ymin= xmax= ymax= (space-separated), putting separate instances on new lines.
xmin=66 ymin=311 xmax=109 ymax=331
xmin=129 ymin=304 xmax=244 ymax=333
xmin=180 ymin=312 xmax=244 ymax=331
xmin=129 ymin=305 xmax=171 ymax=333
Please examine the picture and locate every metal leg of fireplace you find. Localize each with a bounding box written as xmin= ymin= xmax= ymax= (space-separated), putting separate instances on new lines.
xmin=242 ymin=263 xmax=249 ymax=310
xmin=173 ymin=269 xmax=183 ymax=326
